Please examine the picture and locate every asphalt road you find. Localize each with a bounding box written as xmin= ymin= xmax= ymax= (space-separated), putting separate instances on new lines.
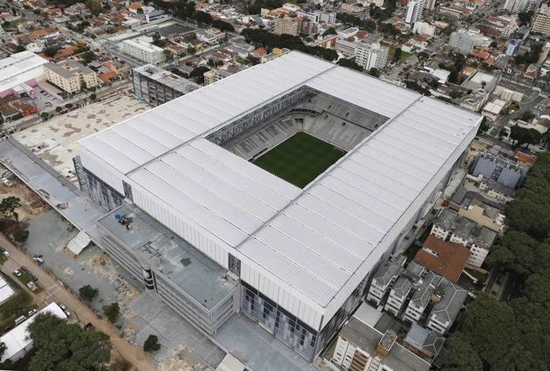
xmin=500 ymin=271 xmax=523 ymax=302
xmin=0 ymin=234 xmax=157 ymax=371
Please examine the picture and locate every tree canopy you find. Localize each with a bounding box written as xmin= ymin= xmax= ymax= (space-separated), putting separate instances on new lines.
xmin=444 ymin=152 xmax=550 ymax=371
xmin=102 ymin=303 xmax=120 ymax=323
xmin=143 ymin=335 xmax=161 ymax=352
xmin=27 ymin=313 xmax=109 ymax=371
xmin=0 ymin=197 xmax=21 ymax=222
xmin=79 ymin=285 xmax=99 ymax=302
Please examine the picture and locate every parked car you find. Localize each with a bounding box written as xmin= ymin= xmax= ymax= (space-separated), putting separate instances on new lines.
xmin=59 ymin=304 xmax=70 ymax=317
xmin=28 ymin=309 xmax=37 ymax=316
xmin=13 ymin=270 xmax=21 ymax=277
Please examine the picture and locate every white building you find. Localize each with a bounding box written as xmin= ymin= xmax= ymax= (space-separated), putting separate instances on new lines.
xmin=504 ymin=0 xmax=541 ymax=13
xmin=405 ymin=0 xmax=426 ymax=25
xmin=426 ymin=281 xmax=467 ymax=335
xmin=0 ymin=303 xmax=67 ymax=363
xmin=449 ymin=29 xmax=476 ymax=55
xmin=468 ymin=227 xmax=497 ymax=267
xmin=355 ymin=42 xmax=389 ymax=70
xmin=366 ymin=254 xmax=406 ymax=306
xmin=0 ymin=51 xmax=48 ymax=98
xmin=533 ymin=4 xmax=550 ymax=35
xmin=122 ymin=36 xmax=166 ymax=65
xmin=430 ymin=208 xmax=458 ymax=240
xmin=413 ymin=21 xmax=436 ymax=36
xmin=77 ymin=51 xmax=481 ymax=362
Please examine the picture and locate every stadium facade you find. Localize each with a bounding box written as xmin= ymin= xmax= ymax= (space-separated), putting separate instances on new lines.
xmin=76 ymin=52 xmax=481 ymax=361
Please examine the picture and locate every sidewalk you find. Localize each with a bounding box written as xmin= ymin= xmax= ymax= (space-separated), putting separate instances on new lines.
xmin=0 ymin=233 xmax=157 ymax=371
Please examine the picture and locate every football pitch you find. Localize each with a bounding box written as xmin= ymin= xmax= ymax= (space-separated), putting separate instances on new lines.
xmin=252 ymin=132 xmax=346 ymax=188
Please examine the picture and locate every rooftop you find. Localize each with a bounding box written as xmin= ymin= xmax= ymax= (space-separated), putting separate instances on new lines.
xmin=452 ymin=217 xmax=477 ymax=239
xmin=133 ymin=64 xmax=200 ymax=94
xmin=371 ymin=254 xmax=406 ymax=288
xmin=408 ymin=271 xmax=443 ymax=309
xmin=79 ymin=51 xmax=481 ymax=311
xmin=0 ymin=51 xmax=48 ymax=92
xmin=404 ymin=323 xmax=445 ymax=357
xmin=45 ymin=60 xmax=96 ymax=79
xmin=429 ymin=280 xmax=468 ymax=326
xmin=98 ymin=203 xmax=238 ymax=310
xmin=415 ymin=235 xmax=470 ymax=282
xmin=335 ymin=308 xmax=430 ymax=371
xmin=433 ymin=208 xmax=457 ymax=230
xmin=471 ymin=226 xmax=497 ymax=249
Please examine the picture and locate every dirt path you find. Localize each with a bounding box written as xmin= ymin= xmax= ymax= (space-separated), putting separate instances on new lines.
xmin=0 ymin=233 xmax=158 ymax=371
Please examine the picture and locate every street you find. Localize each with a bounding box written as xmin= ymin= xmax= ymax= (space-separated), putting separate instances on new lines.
xmin=0 ymin=234 xmax=157 ymax=371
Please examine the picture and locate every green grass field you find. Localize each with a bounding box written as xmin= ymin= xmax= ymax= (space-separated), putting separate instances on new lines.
xmin=252 ymin=132 xmax=345 ymax=188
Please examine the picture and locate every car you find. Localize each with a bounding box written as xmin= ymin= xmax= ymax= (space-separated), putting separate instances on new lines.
xmin=13 ymin=270 xmax=21 ymax=277
xmin=20 ymin=266 xmax=28 ymax=272
xmin=3 ymin=250 xmax=10 ymax=257
xmin=2 ymin=179 xmax=14 ymax=187
xmin=28 ymin=309 xmax=37 ymax=316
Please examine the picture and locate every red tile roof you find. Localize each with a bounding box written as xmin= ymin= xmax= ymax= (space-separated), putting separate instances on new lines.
xmin=414 ymin=235 xmax=470 ymax=283
xmin=514 ymin=151 xmax=537 ymax=165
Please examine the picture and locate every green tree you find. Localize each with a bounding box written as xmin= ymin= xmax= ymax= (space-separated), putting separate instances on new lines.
xmin=102 ymin=303 xmax=120 ymax=323
xmin=143 ymin=334 xmax=161 ymax=352
xmin=55 ymin=106 xmax=62 ymax=113
xmin=509 ymin=125 xmax=541 ymax=148
xmin=79 ymin=285 xmax=99 ymax=302
xmin=0 ymin=341 xmax=6 ymax=360
xmin=0 ymin=197 xmax=21 ymax=222
xmin=16 ymin=43 xmax=26 ymax=52
xmin=368 ymin=68 xmax=380 ymax=77
xmin=337 ymin=58 xmax=363 ymax=71
xmin=322 ymin=27 xmax=337 ymax=37
xmin=27 ymin=313 xmax=109 ymax=371
xmin=442 ymin=334 xmax=483 ymax=371
xmin=90 ymin=93 xmax=97 ymax=100
xmin=190 ymin=66 xmax=210 ymax=84
xmin=43 ymin=46 xmax=58 ymax=58
xmin=13 ymin=229 xmax=29 ymax=243
xmin=193 ymin=10 xmax=213 ymax=24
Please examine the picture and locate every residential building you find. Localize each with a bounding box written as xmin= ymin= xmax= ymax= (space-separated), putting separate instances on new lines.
xmin=426 ymin=280 xmax=467 ymax=335
xmin=44 ymin=60 xmax=99 ymax=94
xmin=0 ymin=51 xmax=48 ymax=98
xmin=76 ymin=52 xmax=481 ymax=363
xmin=330 ymin=304 xmax=430 ymax=371
xmin=355 ymin=42 xmax=389 ymax=70
xmin=196 ymin=28 xmax=226 ymax=45
xmin=339 ymin=3 xmax=370 ymax=19
xmin=274 ymin=16 xmax=300 ymax=36
xmin=203 ymin=69 xmax=233 ymax=85
xmin=449 ymin=218 xmax=476 ymax=246
xmin=414 ymin=235 xmax=470 ymax=282
xmin=366 ymin=255 xmax=406 ymax=306
xmin=122 ymin=36 xmax=166 ymax=65
xmin=132 ymin=65 xmax=199 ymax=106
xmin=384 ymin=262 xmax=425 ymax=316
xmin=449 ymin=29 xmax=476 ymax=55
xmin=504 ymin=0 xmax=541 ymax=13
xmin=468 ymin=227 xmax=497 ymax=267
xmin=470 ymin=151 xmax=528 ymax=188
xmin=403 ymin=271 xmax=442 ymax=323
xmin=477 ymin=179 xmax=515 ymax=203
xmin=413 ymin=21 xmax=436 ymax=36
xmin=457 ymin=199 xmax=504 ymax=233
xmin=533 ymin=4 xmax=550 ymax=35
xmin=405 ymin=0 xmax=426 ymax=25
xmin=430 ymin=208 xmax=458 ymax=241
xmin=335 ymin=39 xmax=358 ymax=56
xmin=403 ymin=324 xmax=445 ymax=360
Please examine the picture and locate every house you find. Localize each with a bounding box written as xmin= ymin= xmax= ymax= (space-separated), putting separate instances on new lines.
xmin=403 ymin=323 xmax=445 ymax=359
xmin=414 ymin=235 xmax=470 ymax=282
xmin=457 ymin=199 xmax=505 ymax=233
xmin=403 ymin=271 xmax=442 ymax=323
xmin=468 ymin=227 xmax=497 ymax=267
xmin=449 ymin=217 xmax=476 ymax=246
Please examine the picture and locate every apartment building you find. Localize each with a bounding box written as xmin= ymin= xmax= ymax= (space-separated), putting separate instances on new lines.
xmin=122 ymin=36 xmax=166 ymax=65
xmin=44 ymin=60 xmax=99 ymax=94
xmin=449 ymin=218 xmax=476 ymax=246
xmin=384 ymin=262 xmax=425 ymax=316
xmin=366 ymin=254 xmax=406 ymax=306
xmin=203 ymin=69 xmax=233 ymax=85
xmin=132 ymin=65 xmax=199 ymax=106
xmin=468 ymin=227 xmax=497 ymax=267
xmin=457 ymin=199 xmax=505 ymax=233
xmin=449 ymin=29 xmax=476 ymax=55
xmin=403 ymin=271 xmax=442 ymax=323
xmin=430 ymin=208 xmax=457 ymax=240
xmin=196 ymin=28 xmax=226 ymax=45
xmin=533 ymin=4 xmax=550 ymax=35
xmin=355 ymin=42 xmax=389 ymax=70
xmin=426 ymin=280 xmax=468 ymax=335
xmin=415 ymin=235 xmax=470 ymax=282
xmin=274 ymin=17 xmax=300 ymax=36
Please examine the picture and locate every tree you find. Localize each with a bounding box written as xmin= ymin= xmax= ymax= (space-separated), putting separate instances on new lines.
xmin=86 ymin=0 xmax=103 ymax=15
xmin=102 ymin=303 xmax=120 ymax=323
xmin=0 ymin=341 xmax=6 ymax=360
xmin=442 ymin=334 xmax=483 ymax=371
xmin=337 ymin=58 xmax=363 ymax=71
xmin=56 ymin=106 xmax=62 ymax=113
xmin=211 ymin=19 xmax=234 ymax=32
xmin=193 ymin=10 xmax=213 ymax=24
xmin=190 ymin=66 xmax=210 ymax=84
xmin=509 ymin=125 xmax=541 ymax=148
xmin=13 ymin=229 xmax=29 ymax=244
xmin=143 ymin=334 xmax=161 ymax=352
xmin=43 ymin=46 xmax=58 ymax=58
xmin=368 ymin=68 xmax=380 ymax=77
xmin=27 ymin=313 xmax=109 ymax=371
xmin=0 ymin=197 xmax=21 ymax=222
xmin=322 ymin=27 xmax=337 ymax=37
xmin=90 ymin=93 xmax=97 ymax=101
xmin=79 ymin=285 xmax=99 ymax=302
xmin=187 ymin=47 xmax=196 ymax=55
xmin=16 ymin=43 xmax=26 ymax=52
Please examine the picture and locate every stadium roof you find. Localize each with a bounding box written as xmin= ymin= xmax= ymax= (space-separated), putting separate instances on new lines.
xmin=79 ymin=51 xmax=481 ymax=310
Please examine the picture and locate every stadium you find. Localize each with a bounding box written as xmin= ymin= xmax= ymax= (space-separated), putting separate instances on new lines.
xmin=76 ymin=52 xmax=481 ymax=363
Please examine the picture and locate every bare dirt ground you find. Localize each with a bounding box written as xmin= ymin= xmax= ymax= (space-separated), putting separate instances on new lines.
xmin=0 ymin=165 xmax=49 ymax=221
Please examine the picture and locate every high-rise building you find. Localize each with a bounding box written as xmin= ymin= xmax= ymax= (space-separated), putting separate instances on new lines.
xmin=449 ymin=29 xmax=476 ymax=55
xmin=405 ymin=0 xmax=426 ymax=25
xmin=533 ymin=4 xmax=550 ymax=35
xmin=122 ymin=36 xmax=166 ymax=65
xmin=355 ymin=42 xmax=389 ymax=70
xmin=76 ymin=52 xmax=481 ymax=364
xmin=273 ymin=17 xmax=300 ymax=36
xmin=504 ymin=0 xmax=541 ymax=12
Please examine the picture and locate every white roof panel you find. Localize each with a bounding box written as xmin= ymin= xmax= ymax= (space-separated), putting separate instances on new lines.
xmin=80 ymin=52 xmax=481 ymax=310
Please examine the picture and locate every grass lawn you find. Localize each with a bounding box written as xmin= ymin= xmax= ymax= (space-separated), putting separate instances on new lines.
xmin=252 ymin=132 xmax=345 ymax=188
